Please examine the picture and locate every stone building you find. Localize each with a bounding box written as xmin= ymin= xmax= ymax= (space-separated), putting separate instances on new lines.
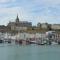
xmin=37 ymin=23 xmax=49 ymax=29
xmin=37 ymin=23 xmax=52 ymax=31
xmin=7 ymin=15 xmax=32 ymax=32
xmin=51 ymin=24 xmax=60 ymax=30
xmin=41 ymin=23 xmax=49 ymax=29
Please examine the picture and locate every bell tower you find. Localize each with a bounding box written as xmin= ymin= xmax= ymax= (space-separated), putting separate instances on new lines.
xmin=16 ymin=14 xmax=19 ymax=23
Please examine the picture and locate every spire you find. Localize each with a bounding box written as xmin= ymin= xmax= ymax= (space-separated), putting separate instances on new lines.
xmin=16 ymin=14 xmax=19 ymax=23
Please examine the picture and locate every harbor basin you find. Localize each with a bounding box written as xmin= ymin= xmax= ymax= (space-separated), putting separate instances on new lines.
xmin=0 ymin=44 xmax=60 ymax=60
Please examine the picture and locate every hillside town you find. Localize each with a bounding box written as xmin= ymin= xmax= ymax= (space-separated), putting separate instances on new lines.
xmin=0 ymin=15 xmax=60 ymax=45
xmin=0 ymin=15 xmax=60 ymax=33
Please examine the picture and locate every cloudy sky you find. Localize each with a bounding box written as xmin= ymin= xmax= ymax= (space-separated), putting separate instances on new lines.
xmin=0 ymin=0 xmax=60 ymax=25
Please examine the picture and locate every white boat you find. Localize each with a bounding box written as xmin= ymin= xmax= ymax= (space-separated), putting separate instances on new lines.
xmin=52 ymin=42 xmax=58 ymax=45
xmin=30 ymin=41 xmax=37 ymax=44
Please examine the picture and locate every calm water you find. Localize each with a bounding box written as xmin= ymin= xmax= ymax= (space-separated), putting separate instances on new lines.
xmin=0 ymin=44 xmax=60 ymax=60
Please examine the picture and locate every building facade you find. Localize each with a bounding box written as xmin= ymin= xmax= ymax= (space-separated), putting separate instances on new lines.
xmin=7 ymin=15 xmax=32 ymax=32
xmin=37 ymin=23 xmax=49 ymax=29
xmin=51 ymin=24 xmax=60 ymax=30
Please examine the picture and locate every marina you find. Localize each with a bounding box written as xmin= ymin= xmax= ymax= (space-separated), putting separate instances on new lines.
xmin=0 ymin=29 xmax=60 ymax=60
xmin=0 ymin=0 xmax=60 ymax=60
xmin=0 ymin=31 xmax=60 ymax=60
xmin=0 ymin=31 xmax=60 ymax=45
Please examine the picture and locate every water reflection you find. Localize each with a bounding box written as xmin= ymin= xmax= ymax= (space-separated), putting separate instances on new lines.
xmin=0 ymin=44 xmax=60 ymax=60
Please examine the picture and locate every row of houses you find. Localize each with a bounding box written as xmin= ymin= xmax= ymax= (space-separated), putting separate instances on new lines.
xmin=0 ymin=32 xmax=60 ymax=41
xmin=0 ymin=32 xmax=53 ymax=40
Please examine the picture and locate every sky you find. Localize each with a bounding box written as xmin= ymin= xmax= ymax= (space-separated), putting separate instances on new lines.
xmin=0 ymin=0 xmax=60 ymax=26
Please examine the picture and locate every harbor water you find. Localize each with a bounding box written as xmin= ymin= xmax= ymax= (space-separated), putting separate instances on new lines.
xmin=0 ymin=44 xmax=60 ymax=60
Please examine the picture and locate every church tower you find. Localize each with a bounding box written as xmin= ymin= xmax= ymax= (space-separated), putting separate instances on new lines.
xmin=16 ymin=14 xmax=19 ymax=23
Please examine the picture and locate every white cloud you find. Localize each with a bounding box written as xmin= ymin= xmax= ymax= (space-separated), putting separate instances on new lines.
xmin=33 ymin=0 xmax=60 ymax=6
xmin=36 ymin=16 xmax=60 ymax=24
xmin=0 ymin=0 xmax=16 ymax=3
xmin=0 ymin=7 xmax=28 ymax=16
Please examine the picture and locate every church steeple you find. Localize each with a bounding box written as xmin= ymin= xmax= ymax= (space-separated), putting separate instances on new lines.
xmin=16 ymin=14 xmax=19 ymax=23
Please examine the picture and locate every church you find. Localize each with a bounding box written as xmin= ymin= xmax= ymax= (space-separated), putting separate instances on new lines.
xmin=7 ymin=15 xmax=32 ymax=32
